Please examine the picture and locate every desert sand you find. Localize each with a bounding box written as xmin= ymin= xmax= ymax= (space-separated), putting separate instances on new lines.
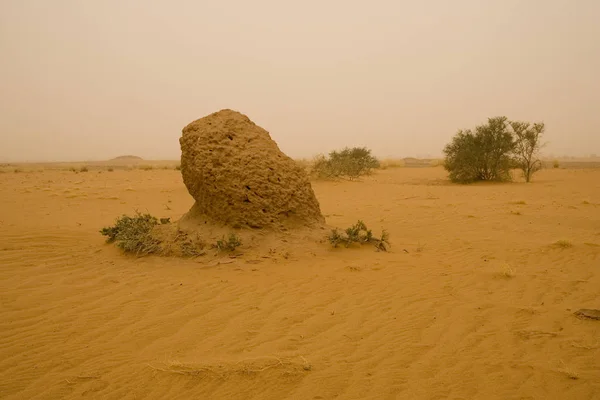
xmin=1 ymin=165 xmax=599 ymax=399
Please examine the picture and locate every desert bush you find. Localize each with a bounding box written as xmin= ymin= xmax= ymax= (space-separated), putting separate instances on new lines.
xmin=214 ymin=233 xmax=242 ymax=252
xmin=553 ymin=160 xmax=560 ymax=168
xmin=379 ymin=159 xmax=405 ymax=169
xmin=174 ymin=164 xmax=181 ymax=171
xmin=100 ymin=213 xmax=161 ymax=254
xmin=13 ymin=168 xmax=23 ymax=173
xmin=107 ymin=167 xmax=114 ymax=172
xmin=444 ymin=116 xmax=546 ymax=183
xmin=80 ymin=166 xmax=89 ymax=172
xmin=328 ymin=220 xmax=390 ymax=251
xmin=312 ymin=147 xmax=379 ymax=180
xmin=444 ymin=117 xmax=515 ymax=183
xmin=140 ymin=165 xmax=154 ymax=171
xmin=511 ymin=121 xmax=545 ymax=182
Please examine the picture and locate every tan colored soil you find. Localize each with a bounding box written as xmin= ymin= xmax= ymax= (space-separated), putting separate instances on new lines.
xmin=0 ymin=166 xmax=599 ymax=399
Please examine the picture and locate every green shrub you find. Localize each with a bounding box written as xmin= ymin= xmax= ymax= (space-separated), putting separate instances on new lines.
xmin=444 ymin=117 xmax=515 ymax=183
xmin=214 ymin=233 xmax=242 ymax=252
xmin=444 ymin=116 xmax=546 ymax=183
xmin=312 ymin=147 xmax=379 ymax=180
xmin=100 ymin=213 xmax=161 ymax=254
xmin=327 ymin=220 xmax=390 ymax=251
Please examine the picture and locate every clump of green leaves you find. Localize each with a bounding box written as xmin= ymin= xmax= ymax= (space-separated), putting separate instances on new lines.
xmin=100 ymin=213 xmax=161 ymax=255
xmin=444 ymin=117 xmax=515 ymax=183
xmin=510 ymin=120 xmax=545 ymax=183
xmin=328 ymin=220 xmax=390 ymax=251
xmin=312 ymin=147 xmax=380 ymax=180
xmin=214 ymin=233 xmax=242 ymax=252
xmin=443 ymin=116 xmax=546 ymax=183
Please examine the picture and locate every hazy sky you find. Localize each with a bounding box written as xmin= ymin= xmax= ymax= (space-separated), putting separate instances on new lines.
xmin=1 ymin=0 xmax=599 ymax=162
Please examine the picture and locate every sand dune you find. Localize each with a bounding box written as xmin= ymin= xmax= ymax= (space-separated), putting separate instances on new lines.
xmin=1 ymin=167 xmax=599 ymax=399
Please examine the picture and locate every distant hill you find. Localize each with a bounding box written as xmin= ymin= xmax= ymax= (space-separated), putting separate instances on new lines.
xmin=110 ymin=155 xmax=144 ymax=161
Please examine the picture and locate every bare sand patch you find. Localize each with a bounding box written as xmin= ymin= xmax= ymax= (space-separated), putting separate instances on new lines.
xmin=0 ymin=167 xmax=599 ymax=399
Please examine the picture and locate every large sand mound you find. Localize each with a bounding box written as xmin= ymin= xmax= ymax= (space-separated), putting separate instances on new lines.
xmin=179 ymin=109 xmax=324 ymax=229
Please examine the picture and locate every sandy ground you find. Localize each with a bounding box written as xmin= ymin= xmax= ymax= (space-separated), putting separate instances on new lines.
xmin=0 ymin=166 xmax=599 ymax=399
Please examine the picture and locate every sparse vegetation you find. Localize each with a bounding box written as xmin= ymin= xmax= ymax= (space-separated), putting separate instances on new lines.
xmin=511 ymin=120 xmax=545 ymax=182
xmin=443 ymin=117 xmax=515 ymax=183
xmin=100 ymin=213 xmax=161 ymax=255
xmin=312 ymin=147 xmax=380 ymax=180
xmin=443 ymin=116 xmax=546 ymax=183
xmin=107 ymin=167 xmax=114 ymax=172
xmin=214 ymin=233 xmax=242 ymax=252
xmin=80 ymin=166 xmax=89 ymax=172
xmin=553 ymin=240 xmax=573 ymax=249
xmin=13 ymin=168 xmax=23 ymax=173
xmin=174 ymin=164 xmax=181 ymax=171
xmin=553 ymin=160 xmax=560 ymax=168
xmin=140 ymin=165 xmax=154 ymax=171
xmin=101 ymin=213 xmax=209 ymax=257
xmin=379 ymin=159 xmax=405 ymax=169
xmin=172 ymin=230 xmax=206 ymax=257
xmin=327 ymin=220 xmax=389 ymax=251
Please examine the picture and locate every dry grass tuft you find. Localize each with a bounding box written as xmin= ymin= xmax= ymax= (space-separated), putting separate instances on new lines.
xmin=499 ymin=263 xmax=516 ymax=278
xmin=553 ymin=240 xmax=573 ymax=249
xmin=379 ymin=159 xmax=405 ymax=169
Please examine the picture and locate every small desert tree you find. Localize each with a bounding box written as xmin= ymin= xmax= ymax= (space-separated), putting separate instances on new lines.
xmin=510 ymin=121 xmax=545 ymax=182
xmin=444 ymin=117 xmax=515 ymax=183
